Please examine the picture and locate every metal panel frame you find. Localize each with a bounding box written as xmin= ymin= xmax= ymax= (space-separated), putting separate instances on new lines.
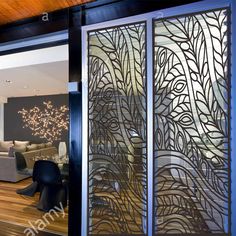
xmin=81 ymin=1 xmax=233 ymax=235
xmin=231 ymin=1 xmax=235 ymax=236
xmin=81 ymin=26 xmax=88 ymax=236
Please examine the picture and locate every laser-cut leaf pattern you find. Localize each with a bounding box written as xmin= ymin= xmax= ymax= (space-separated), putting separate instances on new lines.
xmin=154 ymin=9 xmax=229 ymax=234
xmin=88 ymin=23 xmax=147 ymax=235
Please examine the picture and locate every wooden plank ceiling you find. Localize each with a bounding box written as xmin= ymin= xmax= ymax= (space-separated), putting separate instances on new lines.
xmin=0 ymin=0 xmax=93 ymax=26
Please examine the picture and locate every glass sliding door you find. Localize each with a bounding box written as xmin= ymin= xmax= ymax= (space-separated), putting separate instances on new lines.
xmin=87 ymin=22 xmax=147 ymax=235
xmin=82 ymin=2 xmax=231 ymax=236
xmin=153 ymin=8 xmax=230 ymax=234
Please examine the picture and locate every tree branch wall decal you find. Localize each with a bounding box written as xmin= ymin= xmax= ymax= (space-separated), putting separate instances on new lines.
xmin=18 ymin=101 xmax=69 ymax=142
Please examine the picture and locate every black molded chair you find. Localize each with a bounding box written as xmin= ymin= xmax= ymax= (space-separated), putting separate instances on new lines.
xmin=15 ymin=152 xmax=32 ymax=176
xmin=17 ymin=160 xmax=67 ymax=212
xmin=16 ymin=156 xmax=41 ymax=197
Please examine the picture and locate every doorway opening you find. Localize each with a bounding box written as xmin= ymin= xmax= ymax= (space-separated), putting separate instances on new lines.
xmin=0 ymin=43 xmax=69 ymax=236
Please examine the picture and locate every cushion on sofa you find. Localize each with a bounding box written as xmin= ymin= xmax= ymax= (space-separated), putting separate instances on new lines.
xmin=0 ymin=141 xmax=13 ymax=152
xmin=26 ymin=144 xmax=38 ymax=151
xmin=14 ymin=140 xmax=30 ymax=146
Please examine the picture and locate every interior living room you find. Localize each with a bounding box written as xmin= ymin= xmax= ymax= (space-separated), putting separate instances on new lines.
xmin=0 ymin=44 xmax=69 ymax=236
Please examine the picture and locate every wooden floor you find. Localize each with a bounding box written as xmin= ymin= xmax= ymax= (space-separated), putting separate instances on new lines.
xmin=0 ymin=221 xmax=61 ymax=236
xmin=0 ymin=178 xmax=68 ymax=236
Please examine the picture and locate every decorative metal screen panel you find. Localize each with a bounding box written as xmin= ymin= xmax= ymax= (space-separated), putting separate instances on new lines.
xmin=87 ymin=22 xmax=147 ymax=235
xmin=153 ymin=9 xmax=229 ymax=234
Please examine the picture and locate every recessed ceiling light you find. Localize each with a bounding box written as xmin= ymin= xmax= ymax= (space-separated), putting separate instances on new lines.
xmin=23 ymin=85 xmax=28 ymax=89
xmin=5 ymin=80 xmax=12 ymax=83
